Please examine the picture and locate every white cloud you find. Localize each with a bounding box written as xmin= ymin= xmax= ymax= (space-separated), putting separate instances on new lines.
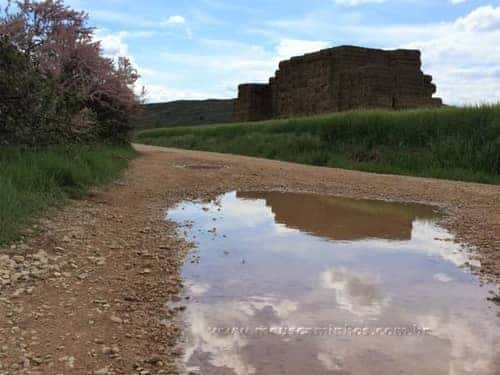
xmin=183 ymin=306 xmax=256 ymax=375
xmin=450 ymin=0 xmax=466 ymax=4
xmin=162 ymin=15 xmax=186 ymax=25
xmin=188 ymin=282 xmax=210 ymax=296
xmin=94 ymin=30 xmax=153 ymax=100
xmin=320 ymin=267 xmax=389 ymax=317
xmin=454 ymin=5 xmax=500 ymax=31
xmin=400 ymin=6 xmax=500 ymax=104
xmin=275 ymin=39 xmax=331 ymax=61
xmin=111 ymin=4 xmax=500 ymax=105
xmin=94 ymin=30 xmax=129 ymax=61
xmin=433 ymin=273 xmax=453 ymax=283
xmin=157 ymin=44 xmax=275 ymax=97
xmin=334 ymin=0 xmax=386 ymax=6
xmin=418 ymin=314 xmax=499 ymax=374
xmin=142 ymin=38 xmax=333 ymax=103
xmin=264 ymin=5 xmax=500 ymax=105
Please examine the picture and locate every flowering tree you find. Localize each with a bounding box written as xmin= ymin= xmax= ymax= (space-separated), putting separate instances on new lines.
xmin=0 ymin=0 xmax=140 ymax=143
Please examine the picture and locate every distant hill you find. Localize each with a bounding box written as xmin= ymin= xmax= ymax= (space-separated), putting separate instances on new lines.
xmin=132 ymin=99 xmax=235 ymax=129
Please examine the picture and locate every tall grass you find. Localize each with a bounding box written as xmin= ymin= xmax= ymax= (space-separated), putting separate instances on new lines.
xmin=136 ymin=105 xmax=500 ymax=184
xmin=0 ymin=144 xmax=136 ymax=244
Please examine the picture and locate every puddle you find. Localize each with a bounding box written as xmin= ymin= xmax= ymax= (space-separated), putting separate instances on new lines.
xmin=167 ymin=191 xmax=500 ymax=375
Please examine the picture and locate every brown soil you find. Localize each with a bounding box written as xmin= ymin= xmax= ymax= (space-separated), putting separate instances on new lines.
xmin=0 ymin=144 xmax=499 ymax=374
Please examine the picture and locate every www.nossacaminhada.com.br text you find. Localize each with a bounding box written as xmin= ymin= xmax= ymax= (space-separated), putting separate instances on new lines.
xmin=208 ymin=324 xmax=432 ymax=337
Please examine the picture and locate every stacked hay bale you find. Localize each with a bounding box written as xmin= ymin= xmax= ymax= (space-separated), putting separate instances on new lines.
xmin=270 ymin=50 xmax=335 ymax=117
xmin=232 ymin=45 xmax=441 ymax=122
xmin=232 ymin=84 xmax=272 ymax=122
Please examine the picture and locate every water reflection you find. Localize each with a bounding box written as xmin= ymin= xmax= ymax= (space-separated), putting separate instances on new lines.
xmin=320 ymin=267 xmax=388 ymax=317
xmin=167 ymin=191 xmax=500 ymax=375
xmin=238 ymin=191 xmax=436 ymax=241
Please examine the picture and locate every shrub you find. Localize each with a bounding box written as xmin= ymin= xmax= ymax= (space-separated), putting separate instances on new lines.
xmin=0 ymin=0 xmax=141 ymax=145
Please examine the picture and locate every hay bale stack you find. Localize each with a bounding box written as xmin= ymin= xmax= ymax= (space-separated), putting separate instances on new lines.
xmin=233 ymin=45 xmax=441 ymax=122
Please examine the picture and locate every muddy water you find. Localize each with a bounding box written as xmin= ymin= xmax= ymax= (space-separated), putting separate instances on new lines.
xmin=167 ymin=191 xmax=500 ymax=375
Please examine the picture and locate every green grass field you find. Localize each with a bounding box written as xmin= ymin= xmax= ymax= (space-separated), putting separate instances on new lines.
xmin=136 ymin=105 xmax=500 ymax=185
xmin=0 ymin=144 xmax=136 ymax=245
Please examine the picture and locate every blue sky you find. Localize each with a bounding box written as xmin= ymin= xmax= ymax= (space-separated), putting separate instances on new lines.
xmin=9 ymin=0 xmax=500 ymax=104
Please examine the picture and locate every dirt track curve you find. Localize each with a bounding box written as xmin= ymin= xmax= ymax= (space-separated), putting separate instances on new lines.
xmin=0 ymin=143 xmax=499 ymax=374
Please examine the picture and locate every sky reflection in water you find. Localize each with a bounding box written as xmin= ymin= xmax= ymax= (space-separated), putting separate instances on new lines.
xmin=167 ymin=191 xmax=500 ymax=375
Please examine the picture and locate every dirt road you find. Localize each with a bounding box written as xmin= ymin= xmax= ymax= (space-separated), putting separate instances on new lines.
xmin=0 ymin=144 xmax=499 ymax=374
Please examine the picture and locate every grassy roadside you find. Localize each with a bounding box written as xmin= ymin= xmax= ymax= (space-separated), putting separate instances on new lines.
xmin=0 ymin=144 xmax=136 ymax=245
xmin=136 ymin=105 xmax=500 ymax=185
